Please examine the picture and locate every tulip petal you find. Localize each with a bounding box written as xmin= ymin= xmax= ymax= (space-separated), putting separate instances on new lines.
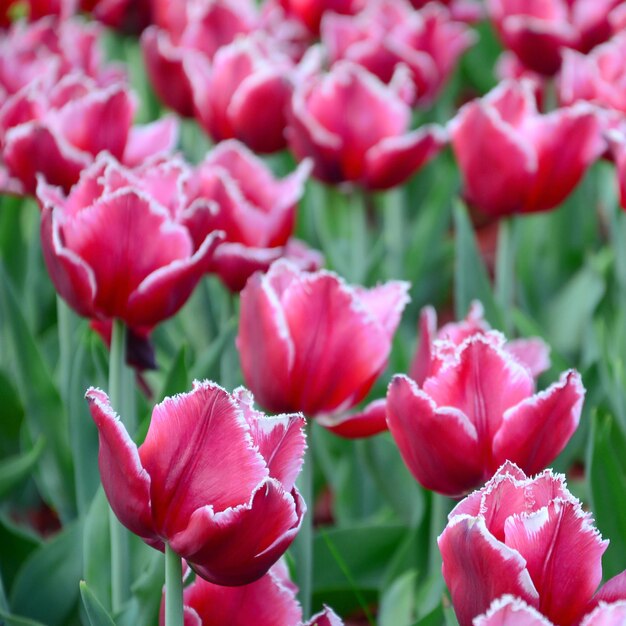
xmin=409 ymin=305 xmax=437 ymax=385
xmin=85 ymin=387 xmax=159 ymax=547
xmin=354 ymin=281 xmax=411 ymax=338
xmin=170 ymin=480 xmax=304 ymax=586
xmin=364 ymin=123 xmax=447 ymax=189
xmin=474 ymin=596 xmax=555 ymax=626
xmin=593 ymin=570 xmax=626 ymax=604
xmin=387 ymin=375 xmax=484 ymax=496
xmin=505 ymin=338 xmax=551 ymax=378
xmin=237 ymin=269 xmax=296 ymax=413
xmin=40 ymin=203 xmax=98 ymax=319
xmin=123 ymin=115 xmax=179 ymax=167
xmin=581 ymin=601 xmax=626 ymax=626
xmin=493 ymin=370 xmax=584 ymax=475
xmin=304 ymin=606 xmax=345 ymax=626
xmin=438 ymin=514 xmax=539 ymax=626
xmin=319 ymin=398 xmax=388 ymax=438
xmin=126 ymin=229 xmax=223 ymax=328
xmin=139 ymin=380 xmax=269 ymax=537
xmin=234 ymin=387 xmax=306 ymax=492
xmin=504 ymin=499 xmax=608 ymax=625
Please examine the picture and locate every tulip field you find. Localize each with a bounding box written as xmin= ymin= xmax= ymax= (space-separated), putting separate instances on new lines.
xmin=2 ymin=0 xmax=626 ymax=625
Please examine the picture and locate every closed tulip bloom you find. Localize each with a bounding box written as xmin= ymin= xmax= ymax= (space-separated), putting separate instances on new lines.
xmin=321 ymin=1 xmax=475 ymax=107
xmin=86 ymin=382 xmax=307 ymax=586
xmin=141 ymin=0 xmax=257 ymax=117
xmin=486 ymin=0 xmax=625 ymax=76
xmin=387 ymin=330 xmax=584 ymax=496
xmin=278 ymin=0 xmax=363 ymax=34
xmin=238 ymin=259 xmax=410 ymax=418
xmin=38 ymin=154 xmax=222 ymax=330
xmin=410 ymin=301 xmax=550 ymax=385
xmin=183 ymin=140 xmax=321 ymax=291
xmin=450 ymin=80 xmax=603 ymax=218
xmin=439 ymin=463 xmax=626 ymax=626
xmin=288 ymin=61 xmax=447 ymax=189
xmin=474 ymin=596 xmax=626 ymax=626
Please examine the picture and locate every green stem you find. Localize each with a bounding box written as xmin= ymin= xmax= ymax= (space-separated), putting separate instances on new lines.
xmin=428 ymin=492 xmax=449 ymax=577
xmin=383 ymin=188 xmax=405 ymax=280
xmin=164 ymin=545 xmax=184 ymax=626
xmin=294 ymin=422 xmax=313 ymax=618
xmin=109 ymin=319 xmax=130 ymax=613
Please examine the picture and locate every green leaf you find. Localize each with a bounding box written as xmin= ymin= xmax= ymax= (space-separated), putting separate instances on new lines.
xmin=84 ymin=488 xmax=111 ymax=612
xmin=453 ymin=201 xmax=503 ymax=329
xmin=0 ymin=514 xmax=41 ymax=594
xmin=0 ymin=263 xmax=75 ymax=520
xmin=378 ymin=570 xmax=418 ymax=626
xmin=80 ymin=582 xmax=117 ymax=626
xmin=159 ymin=345 xmax=189 ymax=400
xmin=11 ymin=520 xmax=83 ymax=626
xmin=587 ymin=412 xmax=626 ymax=580
xmin=0 ymin=437 xmax=45 ymax=499
xmin=0 ymin=608 xmax=47 ymax=626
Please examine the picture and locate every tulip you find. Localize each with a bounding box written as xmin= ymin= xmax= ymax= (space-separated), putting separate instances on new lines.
xmin=186 ymin=33 xmax=300 ymax=153
xmin=474 ymin=596 xmax=626 ymax=626
xmin=237 ymin=259 xmax=410 ymax=418
xmin=439 ymin=463 xmax=626 ymax=626
xmin=38 ymin=154 xmax=222 ymax=330
xmin=409 ymin=0 xmax=482 ymax=22
xmin=86 ymin=382 xmax=307 ymax=586
xmin=287 ymin=61 xmax=447 ymax=189
xmin=559 ymin=33 xmax=626 ymax=131
xmin=410 ymin=301 xmax=550 ymax=384
xmin=486 ymin=0 xmax=624 ymax=76
xmin=81 ymin=0 xmax=152 ymax=33
xmin=321 ymin=0 xmax=475 ymax=107
xmin=182 ymin=140 xmax=321 ymax=291
xmin=450 ymin=80 xmax=604 ymax=218
xmin=141 ymin=0 xmax=257 ymax=117
xmin=0 ymin=72 xmax=178 ymax=195
xmin=387 ymin=330 xmax=584 ymax=496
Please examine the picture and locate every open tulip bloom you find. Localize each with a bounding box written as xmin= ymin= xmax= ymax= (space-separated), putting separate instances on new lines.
xmin=86 ymin=381 xmax=307 ymax=586
xmin=387 ymin=330 xmax=584 ymax=497
xmin=439 ymin=462 xmax=626 ymax=626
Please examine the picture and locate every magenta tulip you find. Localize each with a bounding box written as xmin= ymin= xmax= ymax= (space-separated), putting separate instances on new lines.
xmin=288 ymin=62 xmax=447 ymax=189
xmin=450 ymin=80 xmax=604 ymax=218
xmin=86 ymin=382 xmax=306 ymax=586
xmin=38 ymin=154 xmax=221 ymax=329
xmin=182 ymin=140 xmax=321 ymax=291
xmin=321 ymin=0 xmax=475 ymax=106
xmin=278 ymin=0 xmax=363 ymax=34
xmin=387 ymin=330 xmax=584 ymax=496
xmin=439 ymin=463 xmax=626 ymax=625
xmin=486 ymin=0 xmax=625 ymax=75
xmin=237 ymin=259 xmax=409 ymax=418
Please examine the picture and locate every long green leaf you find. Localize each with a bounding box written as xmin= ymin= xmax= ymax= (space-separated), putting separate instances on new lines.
xmin=0 ymin=437 xmax=45 ymax=499
xmin=80 ymin=581 xmax=117 ymax=626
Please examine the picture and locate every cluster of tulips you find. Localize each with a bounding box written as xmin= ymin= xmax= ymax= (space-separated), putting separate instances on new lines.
xmin=2 ymin=0 xmax=626 ymax=625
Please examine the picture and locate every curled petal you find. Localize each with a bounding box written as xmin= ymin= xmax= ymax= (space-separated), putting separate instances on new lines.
xmin=504 ymin=499 xmax=608 ymax=625
xmin=387 ymin=375 xmax=483 ymax=496
xmin=581 ymin=602 xmax=626 ymax=626
xmin=319 ymin=398 xmax=388 ymax=438
xmin=474 ymin=595 xmax=555 ymax=625
xmin=409 ymin=305 xmax=437 ymax=385
xmin=439 ymin=514 xmax=539 ymax=626
xmin=123 ymin=116 xmax=179 ymax=167
xmin=304 ymin=606 xmax=345 ymax=626
xmin=85 ymin=387 xmax=158 ymax=546
xmin=170 ymin=480 xmax=305 ymax=586
xmin=139 ymin=380 xmax=269 ymax=538
xmin=493 ymin=371 xmax=584 ymax=475
xmin=592 ymin=570 xmax=626 ymax=605
xmin=505 ymin=338 xmax=550 ymax=378
xmin=354 ymin=280 xmax=411 ymax=338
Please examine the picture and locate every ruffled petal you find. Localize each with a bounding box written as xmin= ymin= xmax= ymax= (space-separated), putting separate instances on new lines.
xmin=474 ymin=595 xmax=555 ymax=626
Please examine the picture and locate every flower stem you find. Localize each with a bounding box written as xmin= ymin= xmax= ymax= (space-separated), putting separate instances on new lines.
xmin=109 ymin=318 xmax=130 ymax=613
xmin=495 ymin=217 xmax=517 ymax=334
xmin=294 ymin=422 xmax=313 ymax=618
xmin=165 ymin=545 xmax=184 ymax=626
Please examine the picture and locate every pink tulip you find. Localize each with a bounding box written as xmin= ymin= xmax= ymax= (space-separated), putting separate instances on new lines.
xmin=439 ymin=463 xmax=626 ymax=626
xmin=186 ymin=33 xmax=301 ymax=153
xmin=387 ymin=330 xmax=584 ymax=496
xmin=0 ymin=74 xmax=177 ymax=194
xmin=321 ymin=0 xmax=475 ymax=107
xmin=38 ymin=154 xmax=222 ymax=329
xmin=410 ymin=301 xmax=550 ymax=384
xmin=287 ymin=61 xmax=447 ymax=189
xmin=86 ymin=382 xmax=307 ymax=586
xmin=474 ymin=596 xmax=626 ymax=626
xmin=277 ymin=0 xmax=363 ymax=34
xmin=608 ymin=129 xmax=626 ymax=209
xmin=81 ymin=0 xmax=152 ymax=33
xmin=410 ymin=0 xmax=482 ymax=22
xmin=450 ymin=80 xmax=604 ymax=218
xmin=182 ymin=140 xmax=322 ymax=291
xmin=486 ymin=0 xmax=625 ymax=75
xmin=237 ymin=259 xmax=410 ymax=418
xmin=141 ymin=0 xmax=257 ymax=117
